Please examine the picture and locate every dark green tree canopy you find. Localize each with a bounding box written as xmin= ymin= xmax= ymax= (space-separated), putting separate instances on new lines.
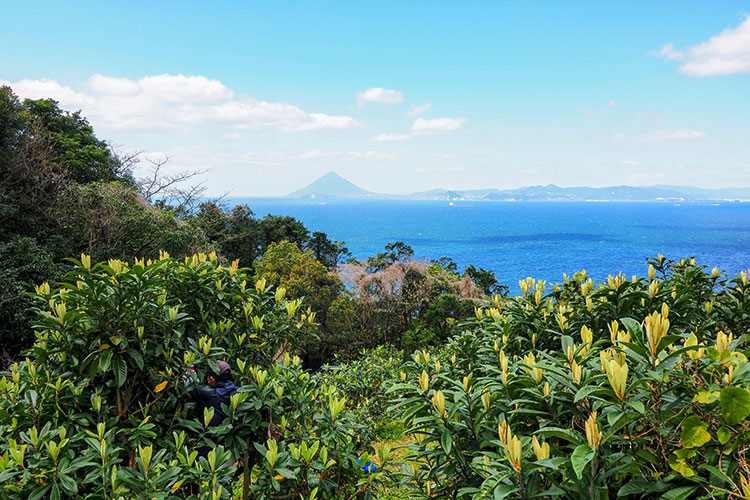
xmin=366 ymin=241 xmax=414 ymax=272
xmin=22 ymin=97 xmax=132 ymax=185
xmin=466 ymin=264 xmax=507 ymax=296
xmin=309 ymin=231 xmax=350 ymax=270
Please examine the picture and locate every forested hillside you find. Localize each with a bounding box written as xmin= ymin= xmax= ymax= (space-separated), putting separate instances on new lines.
xmin=3 ymin=86 xmax=747 ymax=499
xmin=0 ymin=86 xmax=499 ymax=364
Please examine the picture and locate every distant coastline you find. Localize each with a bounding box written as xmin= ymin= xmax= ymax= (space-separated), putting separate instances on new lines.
xmin=282 ymin=171 xmax=750 ymax=203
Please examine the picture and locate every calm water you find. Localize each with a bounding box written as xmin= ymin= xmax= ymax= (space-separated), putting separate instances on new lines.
xmin=227 ymin=199 xmax=750 ymax=291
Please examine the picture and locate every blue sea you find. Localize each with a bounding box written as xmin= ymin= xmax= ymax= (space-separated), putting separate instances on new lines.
xmin=227 ymin=199 xmax=750 ymax=292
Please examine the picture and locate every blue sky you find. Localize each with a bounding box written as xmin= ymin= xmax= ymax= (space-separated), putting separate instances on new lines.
xmin=2 ymin=1 xmax=749 ymax=195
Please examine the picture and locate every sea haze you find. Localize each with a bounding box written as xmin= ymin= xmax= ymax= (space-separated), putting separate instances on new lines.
xmin=226 ymin=199 xmax=750 ymax=291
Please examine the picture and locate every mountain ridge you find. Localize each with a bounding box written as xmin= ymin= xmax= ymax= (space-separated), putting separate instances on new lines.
xmin=285 ymin=172 xmax=750 ymax=201
xmin=285 ymin=171 xmax=384 ymax=199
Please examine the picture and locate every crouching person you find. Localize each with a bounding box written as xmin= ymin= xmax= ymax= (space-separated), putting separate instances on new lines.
xmin=188 ymin=360 xmax=238 ymax=458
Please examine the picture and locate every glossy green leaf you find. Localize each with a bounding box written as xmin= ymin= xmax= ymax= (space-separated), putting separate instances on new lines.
xmin=716 ymin=426 xmax=731 ymax=445
xmin=681 ymin=415 xmax=711 ymax=448
xmin=98 ymin=349 xmax=113 ymax=372
xmin=441 ymin=428 xmax=452 ymax=455
xmin=113 ymin=356 xmax=127 ymax=388
xmin=570 ymin=444 xmax=594 ymax=480
xmin=720 ymin=386 xmax=750 ymax=425
xmin=660 ymin=486 xmax=698 ymax=500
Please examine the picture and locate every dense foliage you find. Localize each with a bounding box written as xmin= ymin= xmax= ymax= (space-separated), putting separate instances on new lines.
xmin=0 ymin=86 xmax=354 ymax=361
xmin=0 ymin=254 xmax=393 ymax=499
xmin=317 ymin=345 xmax=406 ymax=444
xmin=390 ymin=257 xmax=750 ymax=499
xmin=0 ymin=86 xmax=207 ymax=357
xmin=2 ymin=243 xmax=749 ymax=498
xmin=329 ymin=255 xmax=487 ymax=361
xmin=193 ymin=202 xmax=350 ymax=271
xmin=8 ymin=84 xmax=748 ymax=498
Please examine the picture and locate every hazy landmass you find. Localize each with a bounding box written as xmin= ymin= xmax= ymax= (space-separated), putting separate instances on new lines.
xmin=286 ymin=172 xmax=750 ymax=201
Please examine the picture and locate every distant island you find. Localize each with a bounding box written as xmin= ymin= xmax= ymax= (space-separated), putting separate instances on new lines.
xmin=286 ymin=171 xmax=750 ymax=202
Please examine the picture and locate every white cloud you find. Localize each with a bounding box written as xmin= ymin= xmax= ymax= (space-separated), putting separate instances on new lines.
xmin=293 ymin=150 xmax=340 ymax=160
xmin=346 ymin=151 xmax=400 ymax=161
xmin=291 ymin=113 xmax=362 ymax=132
xmin=657 ymin=15 xmax=750 ymax=76
xmin=138 ymin=74 xmax=234 ymax=103
xmin=427 ymin=153 xmax=457 ymax=161
xmin=621 ymin=160 xmax=639 ymax=165
xmin=411 ymin=117 xmax=466 ymax=134
xmin=142 ymin=147 xmax=347 ymax=170
xmin=607 ymin=99 xmax=616 ymax=107
xmin=647 ymin=129 xmax=708 ymax=141
xmin=407 ymin=103 xmax=431 ymax=116
xmin=1 ymin=73 xmax=363 ymax=132
xmin=655 ymin=43 xmax=684 ymax=61
xmin=371 ymin=133 xmax=411 ymax=142
xmin=356 ymin=87 xmax=403 ymax=107
xmin=88 ymin=74 xmax=141 ymax=95
xmin=3 ymin=78 xmax=94 ymax=108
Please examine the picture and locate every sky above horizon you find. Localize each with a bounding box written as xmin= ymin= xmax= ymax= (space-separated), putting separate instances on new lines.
xmin=2 ymin=1 xmax=750 ymax=196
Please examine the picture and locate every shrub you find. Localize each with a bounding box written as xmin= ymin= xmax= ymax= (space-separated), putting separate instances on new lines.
xmin=391 ymin=258 xmax=750 ymax=499
xmin=53 ymin=182 xmax=208 ymax=262
xmin=254 ymin=240 xmax=342 ymax=320
xmin=0 ymin=252 xmax=392 ymax=499
xmin=317 ymin=345 xmax=406 ymax=442
xmin=0 ymin=236 xmax=64 ymax=359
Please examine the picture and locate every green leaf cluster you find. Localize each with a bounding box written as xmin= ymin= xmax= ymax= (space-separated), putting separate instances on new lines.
xmin=388 ymin=257 xmax=750 ymax=499
xmin=0 ymin=253 xmax=391 ymax=499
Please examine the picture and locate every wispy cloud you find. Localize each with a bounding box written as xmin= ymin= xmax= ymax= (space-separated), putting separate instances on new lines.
xmin=356 ymin=87 xmax=404 ymax=107
xmin=411 ymin=117 xmax=466 ymax=134
xmin=144 ymin=147 xmax=400 ymax=168
xmin=371 ymin=133 xmax=411 ymax=142
xmin=656 ymin=15 xmax=750 ymax=76
xmin=407 ymin=103 xmax=431 ymax=116
xmin=1 ymin=74 xmax=364 ymax=132
xmin=346 ymin=151 xmax=400 ymax=161
xmin=647 ymin=129 xmax=707 ymax=141
xmin=294 ymin=150 xmax=341 ymax=160
xmin=655 ymin=43 xmax=685 ymax=61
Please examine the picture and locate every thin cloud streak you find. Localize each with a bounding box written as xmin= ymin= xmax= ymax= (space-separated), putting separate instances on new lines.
xmin=647 ymin=129 xmax=707 ymax=141
xmin=371 ymin=133 xmax=411 ymax=142
xmin=411 ymin=117 xmax=466 ymax=134
xmin=407 ymin=103 xmax=431 ymax=116
xmin=356 ymin=87 xmax=404 ymax=107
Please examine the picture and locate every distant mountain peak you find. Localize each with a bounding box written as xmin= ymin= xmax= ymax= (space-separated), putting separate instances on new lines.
xmin=286 ymin=172 xmax=379 ymax=199
xmin=318 ymin=171 xmax=345 ymax=181
xmin=285 ymin=173 xmax=750 ymax=201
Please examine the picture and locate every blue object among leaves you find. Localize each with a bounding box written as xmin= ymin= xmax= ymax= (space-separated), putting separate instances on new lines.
xmin=354 ymin=458 xmax=377 ymax=472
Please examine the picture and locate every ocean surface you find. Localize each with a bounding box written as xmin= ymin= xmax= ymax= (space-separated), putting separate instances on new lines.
xmin=227 ymin=199 xmax=750 ymax=292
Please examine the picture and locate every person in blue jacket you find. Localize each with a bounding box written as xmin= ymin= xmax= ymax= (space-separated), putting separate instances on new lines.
xmin=188 ymin=360 xmax=238 ymax=457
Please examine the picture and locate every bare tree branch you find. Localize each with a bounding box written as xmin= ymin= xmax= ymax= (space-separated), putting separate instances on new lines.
xmin=136 ymin=156 xmax=208 ymax=202
xmin=109 ymin=147 xmax=143 ymax=181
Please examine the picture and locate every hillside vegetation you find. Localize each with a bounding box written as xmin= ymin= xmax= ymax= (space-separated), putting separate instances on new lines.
xmin=1 ymin=85 xmax=749 ymax=499
xmin=388 ymin=257 xmax=750 ymax=499
xmin=2 ymin=85 xmax=492 ymax=366
xmin=0 ymin=255 xmax=749 ymax=499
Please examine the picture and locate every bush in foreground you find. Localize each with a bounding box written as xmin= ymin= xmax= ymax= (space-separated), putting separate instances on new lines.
xmin=391 ymin=257 xmax=750 ymax=499
xmin=0 ymin=253 xmax=392 ymax=499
